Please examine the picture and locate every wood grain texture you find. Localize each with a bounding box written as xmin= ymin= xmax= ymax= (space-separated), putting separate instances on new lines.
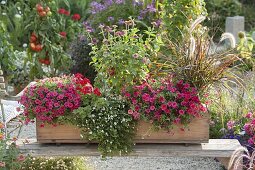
xmin=20 ymin=139 xmax=240 ymax=158
xmin=36 ymin=113 xmax=209 ymax=144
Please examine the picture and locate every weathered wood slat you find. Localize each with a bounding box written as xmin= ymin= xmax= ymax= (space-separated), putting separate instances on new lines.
xmin=19 ymin=139 xmax=240 ymax=158
xmin=18 ymin=139 xmax=242 ymax=170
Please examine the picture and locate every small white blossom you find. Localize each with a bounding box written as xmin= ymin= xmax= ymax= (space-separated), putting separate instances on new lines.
xmin=15 ymin=14 xmax=22 ymax=18
xmin=1 ymin=1 xmax=6 ymax=5
xmin=23 ymin=43 xmax=27 ymax=48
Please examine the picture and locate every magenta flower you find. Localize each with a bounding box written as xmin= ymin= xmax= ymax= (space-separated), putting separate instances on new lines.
xmin=142 ymin=93 xmax=150 ymax=102
xmin=171 ymin=102 xmax=178 ymax=108
xmin=161 ymin=104 xmax=167 ymax=111
xmin=150 ymin=105 xmax=155 ymax=111
xmin=227 ymin=120 xmax=235 ymax=130
xmin=179 ymin=110 xmax=185 ymax=115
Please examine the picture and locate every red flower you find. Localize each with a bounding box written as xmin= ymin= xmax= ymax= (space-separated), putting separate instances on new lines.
xmin=17 ymin=155 xmax=26 ymax=162
xmin=75 ymin=73 xmax=84 ymax=79
xmin=93 ymin=88 xmax=101 ymax=96
xmin=59 ymin=32 xmax=67 ymax=38
xmin=72 ymin=14 xmax=81 ymax=21
xmin=64 ymin=10 xmax=70 ymax=16
xmin=58 ymin=8 xmax=66 ymax=14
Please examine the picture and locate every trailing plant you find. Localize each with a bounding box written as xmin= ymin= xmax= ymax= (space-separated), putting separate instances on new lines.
xmin=123 ymin=76 xmax=207 ymax=131
xmin=70 ymin=94 xmax=136 ymax=157
xmin=20 ymin=156 xmax=90 ymax=170
xmin=88 ymin=21 xmax=161 ymax=94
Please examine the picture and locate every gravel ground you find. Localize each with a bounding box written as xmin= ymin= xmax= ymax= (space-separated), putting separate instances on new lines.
xmin=9 ymin=122 xmax=224 ymax=170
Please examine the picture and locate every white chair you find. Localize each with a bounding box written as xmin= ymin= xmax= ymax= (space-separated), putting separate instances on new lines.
xmin=0 ymin=67 xmax=36 ymax=137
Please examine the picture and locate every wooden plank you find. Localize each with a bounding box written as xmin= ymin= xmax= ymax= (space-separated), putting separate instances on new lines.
xmin=36 ymin=113 xmax=209 ymax=144
xmin=19 ymin=139 xmax=241 ymax=158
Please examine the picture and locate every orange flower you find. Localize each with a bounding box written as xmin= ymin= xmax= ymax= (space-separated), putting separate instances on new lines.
xmin=0 ymin=123 xmax=4 ymax=129
xmin=12 ymin=136 xmax=17 ymax=141
xmin=0 ymin=133 xmax=4 ymax=140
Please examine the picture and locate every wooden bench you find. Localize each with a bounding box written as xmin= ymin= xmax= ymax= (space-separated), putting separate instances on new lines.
xmin=19 ymin=139 xmax=242 ymax=169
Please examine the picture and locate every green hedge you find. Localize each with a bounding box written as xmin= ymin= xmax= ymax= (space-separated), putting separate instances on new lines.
xmin=19 ymin=157 xmax=92 ymax=170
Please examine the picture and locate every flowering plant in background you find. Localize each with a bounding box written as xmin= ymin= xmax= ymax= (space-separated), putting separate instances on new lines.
xmin=123 ymin=76 xmax=207 ymax=130
xmin=88 ymin=0 xmax=160 ymax=35
xmin=243 ymin=112 xmax=255 ymax=146
xmin=0 ymin=123 xmax=26 ymax=170
xmin=88 ymin=21 xmax=161 ymax=94
xmin=23 ymin=1 xmax=83 ymax=79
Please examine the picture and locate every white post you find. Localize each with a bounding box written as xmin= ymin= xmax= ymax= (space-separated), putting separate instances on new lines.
xmin=225 ymin=16 xmax=245 ymax=42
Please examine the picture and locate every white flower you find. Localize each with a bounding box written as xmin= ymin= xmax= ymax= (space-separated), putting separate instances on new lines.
xmin=1 ymin=1 xmax=6 ymax=5
xmin=15 ymin=14 xmax=22 ymax=18
xmin=2 ymin=13 xmax=6 ymax=15
xmin=23 ymin=43 xmax=27 ymax=48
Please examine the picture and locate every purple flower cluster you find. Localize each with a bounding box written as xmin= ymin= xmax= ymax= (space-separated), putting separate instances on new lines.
xmin=137 ymin=2 xmax=157 ymax=20
xmin=90 ymin=0 xmax=125 ymax=14
xmin=83 ymin=21 xmax=94 ymax=33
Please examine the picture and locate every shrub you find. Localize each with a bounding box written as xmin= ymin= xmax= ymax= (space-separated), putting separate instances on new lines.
xmin=20 ymin=156 xmax=90 ymax=170
xmin=69 ymin=37 xmax=97 ymax=84
xmin=88 ymin=22 xmax=160 ymax=94
xmin=161 ymin=0 xmax=207 ymax=42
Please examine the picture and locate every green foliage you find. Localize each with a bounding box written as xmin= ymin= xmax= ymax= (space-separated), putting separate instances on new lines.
xmin=59 ymin=0 xmax=92 ymax=20
xmin=0 ymin=122 xmax=25 ymax=170
xmin=70 ymin=95 xmax=136 ymax=157
xmin=0 ymin=22 xmax=16 ymax=78
xmin=89 ymin=23 xmax=160 ymax=94
xmin=69 ymin=38 xmax=97 ymax=84
xmin=88 ymin=0 xmax=157 ymax=33
xmin=208 ymin=72 xmax=255 ymax=138
xmin=20 ymin=156 xmax=91 ymax=170
xmin=236 ymin=31 xmax=255 ymax=71
xmin=205 ymin=0 xmax=242 ymax=39
xmin=161 ymin=0 xmax=207 ymax=42
xmin=240 ymin=4 xmax=255 ymax=32
xmin=23 ymin=0 xmax=83 ymax=79
xmin=0 ymin=0 xmax=32 ymax=50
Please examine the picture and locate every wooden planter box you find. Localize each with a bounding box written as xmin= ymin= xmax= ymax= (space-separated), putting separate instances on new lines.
xmin=36 ymin=113 xmax=209 ymax=144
